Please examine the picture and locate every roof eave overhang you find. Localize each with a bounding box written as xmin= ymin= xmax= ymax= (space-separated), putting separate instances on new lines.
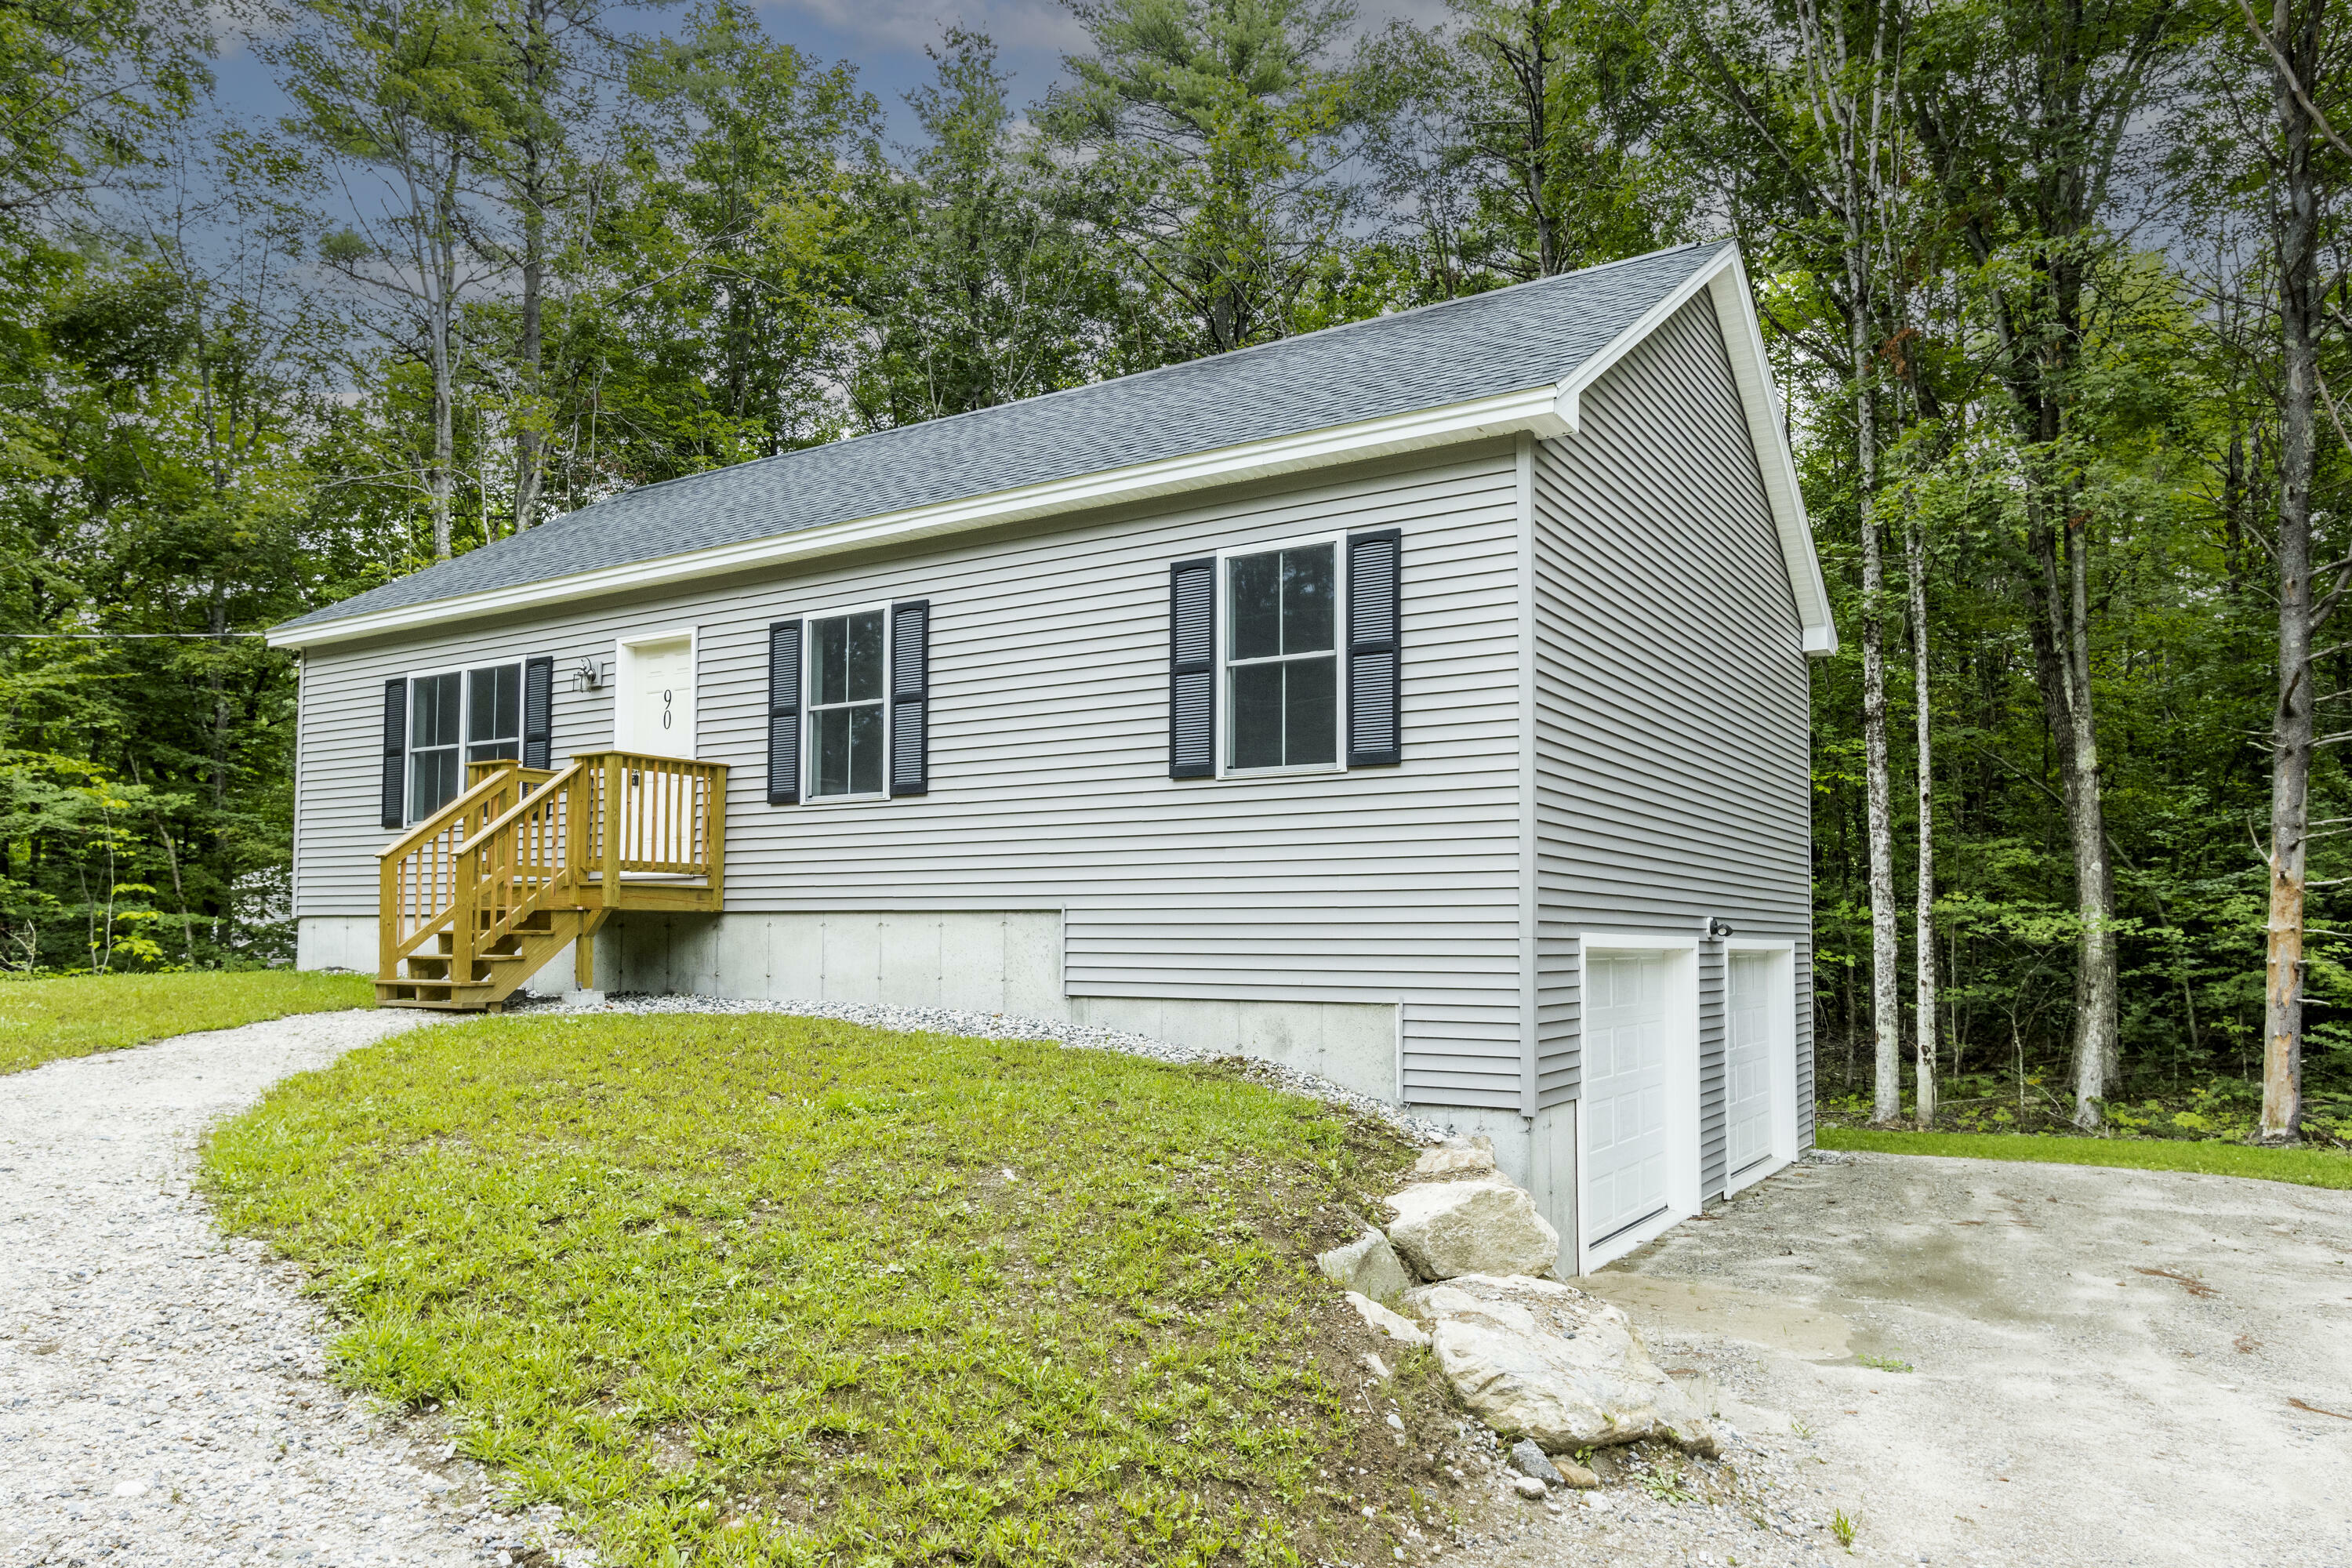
xmin=267 ymin=383 xmax=1570 ymax=651
xmin=1548 ymin=245 xmax=1838 ymax=658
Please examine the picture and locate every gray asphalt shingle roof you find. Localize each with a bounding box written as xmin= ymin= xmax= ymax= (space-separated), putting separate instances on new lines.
xmin=280 ymin=241 xmax=1729 ymax=631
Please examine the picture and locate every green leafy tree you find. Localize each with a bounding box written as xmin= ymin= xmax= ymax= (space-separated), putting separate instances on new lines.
xmin=846 ymin=30 xmax=1132 ymax=426
xmin=1040 ymin=0 xmax=1376 ymax=355
xmin=580 ymin=0 xmax=873 ymax=479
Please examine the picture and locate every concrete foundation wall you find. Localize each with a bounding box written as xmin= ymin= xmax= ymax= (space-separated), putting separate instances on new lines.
xmin=1067 ymin=995 xmax=1399 ymax=1103
xmin=593 ymin=909 xmax=1070 ymax=1019
xmin=296 ymin=916 xmax=374 ymax=973
xmin=587 ymin=911 xmax=1406 ymax=1103
xmin=296 ymin=907 xmax=1548 ymax=1254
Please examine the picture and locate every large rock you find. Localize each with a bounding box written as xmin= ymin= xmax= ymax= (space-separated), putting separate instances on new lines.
xmin=1384 ymin=1179 xmax=1560 ymax=1280
xmin=1412 ymin=1134 xmax=1498 ymax=1178
xmin=1316 ymin=1226 xmax=1414 ymax=1305
xmin=1344 ymin=1291 xmax=1429 ymax=1347
xmin=1401 ymin=1274 xmax=1719 ymax=1457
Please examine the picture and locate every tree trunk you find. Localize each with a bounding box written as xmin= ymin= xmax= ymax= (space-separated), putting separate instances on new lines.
xmin=1853 ymin=262 xmax=1901 ymax=1127
xmin=2261 ymin=0 xmax=2323 ymax=1145
xmin=1907 ymin=494 xmax=1936 ymax=1130
xmin=430 ymin=158 xmax=459 ymax=564
xmin=2062 ymin=504 xmax=2120 ymax=1123
xmin=1522 ymin=1 xmax=1555 ymax=276
xmin=514 ymin=199 xmax=545 ymax=534
xmin=2023 ymin=496 xmax=2120 ymax=1129
xmin=511 ymin=0 xmax=550 ymax=535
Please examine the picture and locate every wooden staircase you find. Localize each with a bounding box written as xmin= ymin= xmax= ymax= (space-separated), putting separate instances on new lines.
xmin=378 ymin=751 xmax=727 ymax=1011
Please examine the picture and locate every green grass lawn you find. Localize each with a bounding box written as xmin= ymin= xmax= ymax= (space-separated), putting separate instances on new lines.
xmin=201 ymin=1013 xmax=1462 ymax=1567
xmin=0 ymin=969 xmax=376 ymax=1076
xmin=1817 ymin=1126 xmax=2352 ymax=1190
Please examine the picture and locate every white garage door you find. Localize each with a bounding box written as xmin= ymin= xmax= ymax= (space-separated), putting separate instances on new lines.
xmin=1584 ymin=953 xmax=1671 ymax=1247
xmin=1726 ymin=953 xmax=1774 ymax=1181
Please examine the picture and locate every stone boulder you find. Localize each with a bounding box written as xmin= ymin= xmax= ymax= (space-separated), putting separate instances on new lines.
xmin=1316 ymin=1226 xmax=1414 ymax=1305
xmin=1383 ymin=1179 xmax=1560 ymax=1281
xmin=1401 ymin=1274 xmax=1719 ymax=1457
xmin=1343 ymin=1291 xmax=1429 ymax=1347
xmin=1508 ymin=1436 xmax=1599 ymax=1490
xmin=1412 ymin=1134 xmax=1498 ymax=1178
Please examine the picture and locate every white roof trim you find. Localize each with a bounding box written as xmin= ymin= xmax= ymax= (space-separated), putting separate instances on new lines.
xmin=1550 ymin=245 xmax=1836 ymax=656
xmin=271 ymin=249 xmax=1835 ymax=656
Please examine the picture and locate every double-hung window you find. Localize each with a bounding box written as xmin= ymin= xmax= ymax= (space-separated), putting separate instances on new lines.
xmin=1223 ymin=538 xmax=1341 ymax=771
xmin=807 ymin=608 xmax=888 ymax=798
xmin=764 ymin=601 xmax=928 ymax=807
xmin=405 ymin=663 xmax=521 ymax=821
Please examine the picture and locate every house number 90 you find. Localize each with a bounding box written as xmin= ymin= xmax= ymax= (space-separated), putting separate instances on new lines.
xmin=661 ymin=689 xmax=674 ymax=730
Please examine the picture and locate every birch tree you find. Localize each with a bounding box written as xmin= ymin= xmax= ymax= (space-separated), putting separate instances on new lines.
xmin=1671 ymin=0 xmax=1911 ymax=1123
xmin=1904 ymin=483 xmax=1936 ymax=1125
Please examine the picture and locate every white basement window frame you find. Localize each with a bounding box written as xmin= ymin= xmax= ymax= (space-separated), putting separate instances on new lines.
xmin=801 ymin=601 xmax=893 ymax=803
xmin=403 ymin=661 xmax=523 ymax=822
xmin=1214 ymin=531 xmax=1348 ymax=778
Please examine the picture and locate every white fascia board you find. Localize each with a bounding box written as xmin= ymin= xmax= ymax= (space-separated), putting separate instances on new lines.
xmin=1548 ymin=245 xmax=1839 ymax=659
xmin=268 ymin=383 xmax=1566 ymax=650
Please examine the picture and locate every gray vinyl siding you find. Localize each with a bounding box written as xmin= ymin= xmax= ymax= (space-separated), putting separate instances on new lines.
xmin=1697 ymin=942 xmax=1727 ymax=1195
xmin=295 ymin=446 xmax=1529 ymax=1110
xmin=1530 ymin=292 xmax=1814 ymax=1187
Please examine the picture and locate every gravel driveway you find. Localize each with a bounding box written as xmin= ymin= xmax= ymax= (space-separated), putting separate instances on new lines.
xmin=1453 ymin=1149 xmax=2352 ymax=1568
xmin=0 ymin=1009 xmax=576 ymax=1568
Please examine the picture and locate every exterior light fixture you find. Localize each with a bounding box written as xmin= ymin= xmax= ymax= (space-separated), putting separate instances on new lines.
xmin=1706 ymin=916 xmax=1735 ymax=939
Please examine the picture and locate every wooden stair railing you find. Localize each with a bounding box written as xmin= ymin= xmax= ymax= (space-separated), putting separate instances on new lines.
xmin=377 ymin=752 xmax=727 ymax=1010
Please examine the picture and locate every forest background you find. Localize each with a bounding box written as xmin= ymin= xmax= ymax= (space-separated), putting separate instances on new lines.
xmin=3 ymin=0 xmax=2347 ymax=1140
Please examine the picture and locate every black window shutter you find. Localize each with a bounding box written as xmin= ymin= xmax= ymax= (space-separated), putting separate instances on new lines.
xmin=1169 ymin=557 xmax=1217 ymax=779
xmin=888 ymin=600 xmax=930 ymax=797
xmin=767 ymin=620 xmax=803 ymax=805
xmin=1347 ymin=528 xmax=1403 ymax=768
xmin=380 ymin=677 xmax=408 ymax=828
xmin=521 ymin=655 xmax=554 ymax=769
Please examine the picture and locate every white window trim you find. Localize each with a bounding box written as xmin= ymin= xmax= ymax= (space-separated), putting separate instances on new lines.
xmin=800 ymin=601 xmax=894 ymax=805
xmin=1213 ymin=531 xmax=1349 ymax=779
xmin=613 ymin=627 xmax=699 ymax=757
xmin=1722 ymin=938 xmax=1800 ymax=1196
xmin=1571 ymin=931 xmax=1703 ymax=1276
xmin=401 ymin=661 xmax=523 ymax=825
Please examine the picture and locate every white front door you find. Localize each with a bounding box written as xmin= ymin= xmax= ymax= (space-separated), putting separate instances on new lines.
xmin=1583 ymin=953 xmax=1671 ymax=1249
xmin=619 ymin=635 xmax=695 ymax=757
xmin=1725 ymin=952 xmax=1775 ymax=1181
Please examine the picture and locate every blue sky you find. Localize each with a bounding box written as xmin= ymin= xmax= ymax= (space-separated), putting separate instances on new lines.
xmin=212 ymin=0 xmax=1437 ymax=147
xmin=212 ymin=1 xmax=1126 ymax=147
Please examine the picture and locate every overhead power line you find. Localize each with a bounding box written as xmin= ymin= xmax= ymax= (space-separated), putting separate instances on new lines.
xmin=0 ymin=632 xmax=273 ymax=639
